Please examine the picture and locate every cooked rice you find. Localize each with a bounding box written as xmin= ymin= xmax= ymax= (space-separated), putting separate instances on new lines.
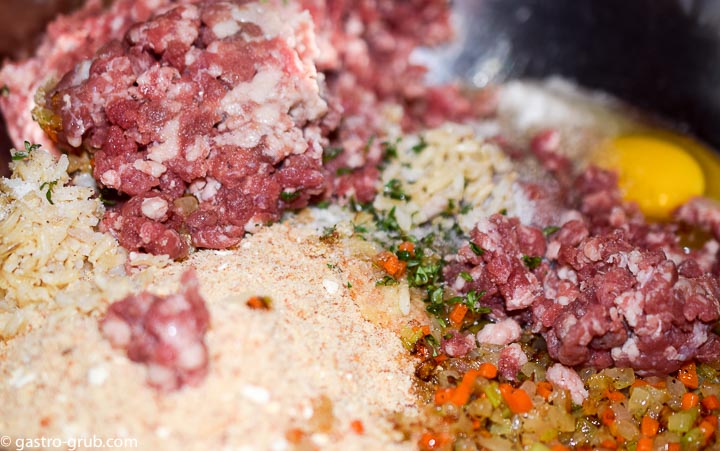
xmin=373 ymin=123 xmax=518 ymax=233
xmin=0 ymin=149 xmax=128 ymax=338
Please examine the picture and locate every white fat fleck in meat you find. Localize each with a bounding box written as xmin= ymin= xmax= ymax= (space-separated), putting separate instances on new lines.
xmin=614 ymin=290 xmax=643 ymax=327
xmin=185 ymin=136 xmax=210 ymax=162
xmin=100 ymin=169 xmax=121 ymax=188
xmin=229 ymin=2 xmax=288 ymax=40
xmin=546 ymin=363 xmax=588 ymax=406
xmin=189 ymin=177 xmax=222 ymax=202
xmin=141 ymin=197 xmax=169 ymax=221
xmin=611 ymin=336 xmax=641 ymax=362
xmin=222 ymin=68 xmax=282 ymax=112
xmin=503 ymin=343 xmax=528 ymax=366
xmin=147 ymin=118 xmax=180 ymax=163
xmin=557 ymin=266 xmax=577 ymax=283
xmin=476 ymin=318 xmax=522 ymax=346
xmin=214 ymin=129 xmax=262 ymax=149
xmin=545 ymin=241 xmax=561 ymax=260
xmin=507 ymin=273 xmax=539 ymax=310
xmin=101 ymin=316 xmax=132 ymax=347
xmin=212 ymin=19 xmax=241 ymax=38
xmin=133 ymin=159 xmax=167 ymax=178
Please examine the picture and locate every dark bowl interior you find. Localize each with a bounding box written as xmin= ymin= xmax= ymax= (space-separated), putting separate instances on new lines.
xmin=446 ymin=0 xmax=720 ymax=149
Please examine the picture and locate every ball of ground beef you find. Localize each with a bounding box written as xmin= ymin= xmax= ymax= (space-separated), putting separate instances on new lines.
xmin=44 ymin=1 xmax=330 ymax=258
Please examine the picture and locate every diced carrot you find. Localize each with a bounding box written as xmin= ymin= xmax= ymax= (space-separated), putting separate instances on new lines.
xmin=631 ymin=380 xmax=650 ymax=388
xmin=350 ymin=419 xmax=364 ymax=434
xmin=537 ymin=381 xmax=553 ymax=400
xmin=667 ymin=443 xmax=681 ymax=451
xmin=435 ymin=387 xmax=454 ymax=405
xmin=600 ymin=407 xmax=616 ymax=426
xmin=703 ymin=394 xmax=720 ymax=410
xmin=285 ymin=428 xmax=305 ymax=444
xmin=477 ymin=362 xmax=498 ymax=379
xmin=652 ymin=380 xmax=666 ymax=389
xmin=682 ymin=392 xmax=700 ymax=410
xmin=640 ymin=415 xmax=660 ymax=437
xmin=398 ymin=241 xmax=415 ymax=255
xmin=604 ymin=389 xmax=626 ymax=402
xmin=678 ymin=362 xmax=699 ymax=389
xmin=700 ymin=418 xmax=717 ymax=441
xmin=434 ymin=354 xmax=448 ymax=364
xmin=375 ymin=251 xmax=407 ymax=278
xmin=600 ymin=438 xmax=617 ymax=450
xmin=418 ymin=432 xmax=448 ymax=450
xmin=499 ymin=384 xmax=533 ymax=414
xmin=421 ymin=325 xmax=431 ymax=336
xmin=450 ymin=370 xmax=481 ymax=406
xmin=636 ymin=436 xmax=653 ymax=451
xmin=449 ymin=303 xmax=468 ymax=326
xmin=705 ymin=414 xmax=718 ymax=428
xmin=550 ymin=444 xmax=569 ymax=451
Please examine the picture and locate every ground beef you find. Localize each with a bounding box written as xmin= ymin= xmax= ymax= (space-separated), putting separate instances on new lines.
xmin=445 ymin=166 xmax=720 ymax=376
xmin=100 ymin=269 xmax=210 ymax=391
xmin=4 ymin=0 xmax=478 ymax=259
xmin=42 ymin=1 xmax=330 ymax=258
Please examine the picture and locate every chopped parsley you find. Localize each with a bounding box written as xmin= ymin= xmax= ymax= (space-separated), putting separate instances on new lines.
xmin=411 ymin=136 xmax=428 ymax=154
xmin=280 ymin=190 xmax=301 ymax=202
xmin=522 ymin=255 xmax=542 ymax=270
xmin=469 ymin=242 xmax=485 ymax=256
xmin=383 ymin=178 xmax=410 ymax=201
xmin=459 ymin=271 xmax=473 ymax=282
xmin=347 ymin=282 xmax=352 ymax=289
xmin=336 ymin=167 xmax=353 ymax=176
xmin=322 ymin=146 xmax=344 ymax=163
xmin=376 ymin=275 xmax=398 ymax=286
xmin=499 ymin=208 xmax=508 ymax=216
xmin=315 ymin=200 xmax=330 ymax=209
xmin=382 ymin=138 xmax=401 ymax=162
xmin=375 ymin=207 xmax=401 ymax=233
xmin=39 ymin=180 xmax=58 ymax=205
xmin=363 ymin=135 xmax=376 ymax=154
xmin=11 ymin=141 xmax=41 ymax=161
xmin=542 ymin=225 xmax=561 ymax=237
xmin=0 ymin=84 xmax=9 ymax=97
xmin=320 ymin=225 xmax=338 ymax=242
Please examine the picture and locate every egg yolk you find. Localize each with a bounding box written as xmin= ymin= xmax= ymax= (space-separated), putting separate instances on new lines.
xmin=600 ymin=135 xmax=705 ymax=220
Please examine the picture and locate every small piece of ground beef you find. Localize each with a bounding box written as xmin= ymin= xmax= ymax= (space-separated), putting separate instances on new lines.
xmin=100 ymin=269 xmax=210 ymax=391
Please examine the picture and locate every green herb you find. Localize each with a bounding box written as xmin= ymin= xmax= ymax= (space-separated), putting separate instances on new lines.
xmin=320 ymin=225 xmax=338 ymax=242
xmin=383 ymin=178 xmax=410 ymax=201
xmin=522 ymin=255 xmax=542 ymax=270
xmin=459 ymin=271 xmax=473 ymax=282
xmin=542 ymin=225 xmax=561 ymax=237
xmin=315 ymin=200 xmax=330 ymax=209
xmin=353 ymin=224 xmax=368 ymax=234
xmin=280 ymin=190 xmax=300 ymax=202
xmin=327 ymin=263 xmax=336 ymax=270
xmin=459 ymin=202 xmax=472 ymax=214
xmin=0 ymin=84 xmax=9 ymax=97
xmin=395 ymin=250 xmax=412 ymax=261
xmin=464 ymin=290 xmax=491 ymax=314
xmin=411 ymin=136 xmax=428 ymax=154
xmin=469 ymin=242 xmax=485 ymax=256
xmin=99 ymin=195 xmax=116 ymax=206
xmin=382 ymin=138 xmax=401 ymax=162
xmin=363 ymin=135 xmax=376 ymax=153
xmin=11 ymin=141 xmax=41 ymax=160
xmin=499 ymin=208 xmax=508 ymax=216
xmin=423 ymin=334 xmax=440 ymax=357
xmin=322 ymin=146 xmax=344 ymax=163
xmin=39 ymin=180 xmax=58 ymax=205
xmin=347 ymin=282 xmax=352 ymax=289
xmin=376 ymin=275 xmax=398 ymax=286
xmin=336 ymin=167 xmax=353 ymax=176
xmin=376 ymin=207 xmax=400 ymax=233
